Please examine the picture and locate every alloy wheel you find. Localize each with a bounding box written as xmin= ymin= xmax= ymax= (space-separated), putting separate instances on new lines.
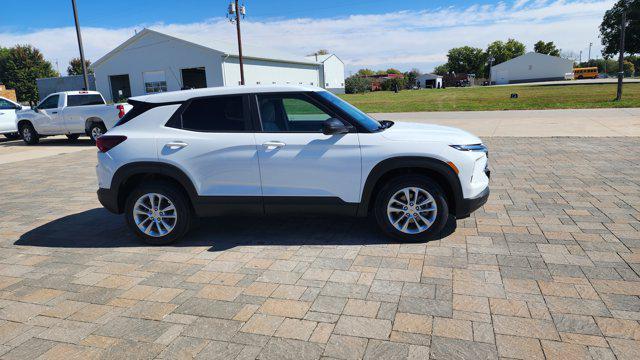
xmin=133 ymin=193 xmax=178 ymax=237
xmin=386 ymin=186 xmax=437 ymax=234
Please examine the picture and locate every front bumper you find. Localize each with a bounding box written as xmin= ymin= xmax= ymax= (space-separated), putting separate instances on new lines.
xmin=456 ymin=186 xmax=489 ymax=219
xmin=97 ymin=188 xmax=121 ymax=214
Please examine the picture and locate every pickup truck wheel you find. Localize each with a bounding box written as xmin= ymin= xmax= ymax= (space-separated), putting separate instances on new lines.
xmin=66 ymin=134 xmax=80 ymax=142
xmin=125 ymin=182 xmax=191 ymax=245
xmin=20 ymin=123 xmax=39 ymax=145
xmin=89 ymin=123 xmax=107 ymax=141
xmin=374 ymin=176 xmax=449 ymax=242
xmin=3 ymin=133 xmax=20 ymax=140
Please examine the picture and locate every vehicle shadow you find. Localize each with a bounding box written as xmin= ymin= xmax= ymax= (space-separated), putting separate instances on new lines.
xmin=15 ymin=208 xmax=457 ymax=251
xmin=0 ymin=137 xmax=94 ymax=147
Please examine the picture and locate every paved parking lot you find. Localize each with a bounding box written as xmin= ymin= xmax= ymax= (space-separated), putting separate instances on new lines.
xmin=0 ymin=137 xmax=639 ymax=359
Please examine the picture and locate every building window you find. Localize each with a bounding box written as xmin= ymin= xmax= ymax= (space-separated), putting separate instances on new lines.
xmin=143 ymin=71 xmax=167 ymax=94
xmin=325 ymin=83 xmax=329 ymax=87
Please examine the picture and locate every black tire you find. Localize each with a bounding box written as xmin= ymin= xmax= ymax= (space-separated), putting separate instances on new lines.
xmin=124 ymin=181 xmax=192 ymax=245
xmin=88 ymin=123 xmax=107 ymax=142
xmin=19 ymin=122 xmax=39 ymax=145
xmin=3 ymin=133 xmax=20 ymax=140
xmin=66 ymin=134 xmax=80 ymax=142
xmin=374 ymin=175 xmax=449 ymax=242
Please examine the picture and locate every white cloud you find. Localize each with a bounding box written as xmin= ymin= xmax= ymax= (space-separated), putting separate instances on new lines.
xmin=0 ymin=0 xmax=615 ymax=74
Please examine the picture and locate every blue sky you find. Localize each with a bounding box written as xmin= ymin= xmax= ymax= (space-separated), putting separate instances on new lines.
xmin=1 ymin=0 xmax=473 ymax=30
xmin=0 ymin=1 xmax=615 ymax=73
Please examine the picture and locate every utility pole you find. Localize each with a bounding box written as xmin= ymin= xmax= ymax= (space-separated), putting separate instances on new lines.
xmin=71 ymin=0 xmax=89 ymax=90
xmin=579 ymin=50 xmax=582 ymax=63
xmin=616 ymin=11 xmax=627 ymax=101
xmin=588 ymin=42 xmax=592 ymax=61
xmin=488 ymin=56 xmax=495 ymax=85
xmin=228 ymin=1 xmax=246 ymax=85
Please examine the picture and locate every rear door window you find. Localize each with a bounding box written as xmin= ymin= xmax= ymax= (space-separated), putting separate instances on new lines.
xmin=180 ymin=95 xmax=250 ymax=132
xmin=67 ymin=94 xmax=105 ymax=107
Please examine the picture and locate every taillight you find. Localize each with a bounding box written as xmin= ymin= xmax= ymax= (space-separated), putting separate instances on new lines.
xmin=96 ymin=135 xmax=127 ymax=153
xmin=117 ymin=104 xmax=126 ymax=118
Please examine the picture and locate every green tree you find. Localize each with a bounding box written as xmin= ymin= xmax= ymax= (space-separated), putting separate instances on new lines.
xmin=403 ymin=68 xmax=421 ymax=89
xmin=67 ymin=57 xmax=93 ymax=76
xmin=0 ymin=47 xmax=10 ymax=83
xmin=355 ymin=68 xmax=375 ymax=76
xmin=345 ymin=75 xmax=372 ymax=94
xmin=381 ymin=77 xmax=406 ymax=91
xmin=600 ymin=0 xmax=640 ymax=57
xmin=375 ymin=70 xmax=388 ymax=76
xmin=486 ymin=39 xmax=526 ymax=65
xmin=307 ymin=49 xmax=330 ymax=56
xmin=433 ymin=64 xmax=449 ymax=76
xmin=446 ymin=46 xmax=487 ymax=77
xmin=534 ymin=41 xmax=561 ymax=56
xmin=2 ymin=45 xmax=57 ymax=103
xmin=385 ymin=68 xmax=402 ymax=75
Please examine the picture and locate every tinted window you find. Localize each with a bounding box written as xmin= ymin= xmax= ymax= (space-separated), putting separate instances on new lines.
xmin=67 ymin=94 xmax=105 ymax=107
xmin=0 ymin=99 xmax=15 ymax=110
xmin=39 ymin=95 xmax=59 ymax=109
xmin=181 ymin=96 xmax=248 ymax=132
xmin=257 ymin=94 xmax=338 ymax=132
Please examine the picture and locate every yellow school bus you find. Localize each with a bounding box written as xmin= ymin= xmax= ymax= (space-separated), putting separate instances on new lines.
xmin=573 ymin=67 xmax=599 ymax=79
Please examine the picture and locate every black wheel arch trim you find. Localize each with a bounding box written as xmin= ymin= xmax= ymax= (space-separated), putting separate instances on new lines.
xmin=108 ymin=161 xmax=199 ymax=213
xmin=357 ymin=156 xmax=465 ymax=217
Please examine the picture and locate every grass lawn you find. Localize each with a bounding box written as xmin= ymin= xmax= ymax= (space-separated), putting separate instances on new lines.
xmin=339 ymin=83 xmax=640 ymax=113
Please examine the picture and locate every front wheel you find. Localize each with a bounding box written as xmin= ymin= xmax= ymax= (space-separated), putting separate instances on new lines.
xmin=124 ymin=182 xmax=192 ymax=245
xmin=88 ymin=123 xmax=107 ymax=142
xmin=374 ymin=176 xmax=449 ymax=242
xmin=20 ymin=123 xmax=39 ymax=145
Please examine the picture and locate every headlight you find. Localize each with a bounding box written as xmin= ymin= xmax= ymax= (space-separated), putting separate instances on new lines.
xmin=450 ymin=144 xmax=488 ymax=152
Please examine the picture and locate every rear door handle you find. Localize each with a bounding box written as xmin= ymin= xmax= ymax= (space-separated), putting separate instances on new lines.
xmin=51 ymin=111 xmax=58 ymax=114
xmin=262 ymin=141 xmax=286 ymax=150
xmin=166 ymin=141 xmax=188 ymax=149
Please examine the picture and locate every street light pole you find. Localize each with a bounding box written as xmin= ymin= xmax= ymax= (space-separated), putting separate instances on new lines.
xmin=616 ymin=11 xmax=627 ymax=101
xmin=588 ymin=42 xmax=592 ymax=61
xmin=71 ymin=0 xmax=89 ymax=90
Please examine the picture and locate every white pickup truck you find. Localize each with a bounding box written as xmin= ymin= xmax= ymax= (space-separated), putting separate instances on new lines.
xmin=16 ymin=91 xmax=132 ymax=145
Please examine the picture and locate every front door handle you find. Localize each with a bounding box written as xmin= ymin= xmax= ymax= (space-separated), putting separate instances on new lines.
xmin=166 ymin=141 xmax=188 ymax=149
xmin=262 ymin=141 xmax=286 ymax=150
xmin=51 ymin=111 xmax=58 ymax=114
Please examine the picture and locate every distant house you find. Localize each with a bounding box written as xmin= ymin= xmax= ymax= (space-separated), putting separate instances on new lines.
xmin=91 ymin=29 xmax=346 ymax=102
xmin=416 ymin=73 xmax=443 ymax=89
xmin=0 ymin=84 xmax=17 ymax=102
xmin=490 ymin=52 xmax=573 ymax=85
xmin=359 ymin=73 xmax=404 ymax=91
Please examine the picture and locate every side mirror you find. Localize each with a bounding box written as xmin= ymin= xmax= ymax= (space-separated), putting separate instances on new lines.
xmin=15 ymin=105 xmax=22 ymax=110
xmin=322 ymin=118 xmax=348 ymax=135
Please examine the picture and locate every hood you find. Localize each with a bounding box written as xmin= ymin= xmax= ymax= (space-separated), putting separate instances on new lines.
xmin=380 ymin=121 xmax=482 ymax=145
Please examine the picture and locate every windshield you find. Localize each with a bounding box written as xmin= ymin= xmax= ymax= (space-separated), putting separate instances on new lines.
xmin=316 ymin=91 xmax=382 ymax=132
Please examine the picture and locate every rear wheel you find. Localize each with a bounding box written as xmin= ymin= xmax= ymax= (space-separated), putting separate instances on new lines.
xmin=374 ymin=175 xmax=449 ymax=242
xmin=88 ymin=123 xmax=107 ymax=141
xmin=125 ymin=181 xmax=192 ymax=245
xmin=20 ymin=123 xmax=39 ymax=145
xmin=66 ymin=134 xmax=80 ymax=142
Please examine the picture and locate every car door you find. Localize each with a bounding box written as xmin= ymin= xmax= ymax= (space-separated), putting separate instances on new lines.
xmin=253 ymin=92 xmax=362 ymax=215
xmin=0 ymin=98 xmax=18 ymax=133
xmin=157 ymin=94 xmax=263 ymax=215
xmin=34 ymin=95 xmax=63 ymax=134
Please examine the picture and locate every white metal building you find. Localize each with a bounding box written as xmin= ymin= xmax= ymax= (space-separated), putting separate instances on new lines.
xmin=91 ymin=29 xmax=345 ymax=102
xmin=490 ymin=52 xmax=574 ymax=85
xmin=305 ymin=54 xmax=346 ymax=94
xmin=416 ymin=73 xmax=443 ymax=89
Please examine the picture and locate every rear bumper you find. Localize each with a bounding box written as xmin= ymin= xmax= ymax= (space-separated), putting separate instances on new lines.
xmin=456 ymin=186 xmax=489 ymax=219
xmin=97 ymin=188 xmax=121 ymax=214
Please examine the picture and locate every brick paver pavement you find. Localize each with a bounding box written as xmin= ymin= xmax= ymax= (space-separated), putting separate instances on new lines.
xmin=0 ymin=137 xmax=639 ymax=359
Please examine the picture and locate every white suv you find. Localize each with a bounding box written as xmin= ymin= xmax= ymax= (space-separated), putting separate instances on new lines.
xmin=96 ymin=86 xmax=489 ymax=245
